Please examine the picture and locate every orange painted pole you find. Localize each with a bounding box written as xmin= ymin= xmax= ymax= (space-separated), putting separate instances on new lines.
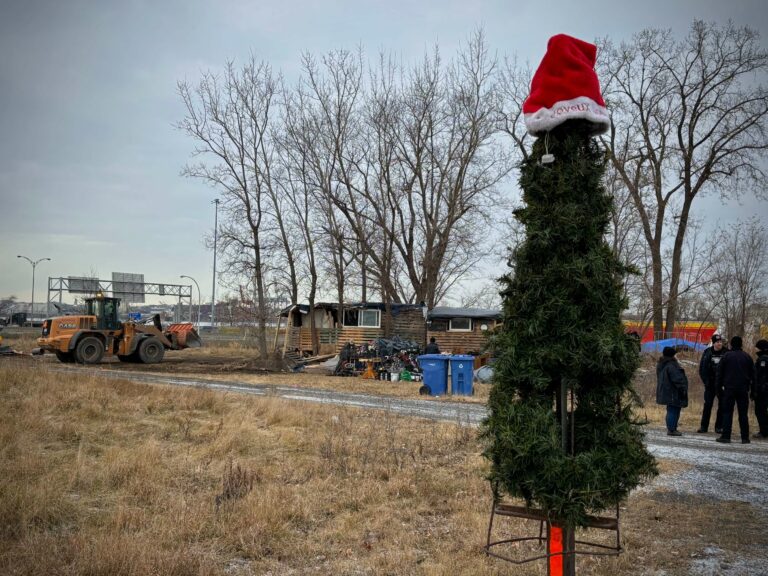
xmin=548 ymin=523 xmax=575 ymax=576
xmin=548 ymin=524 xmax=564 ymax=576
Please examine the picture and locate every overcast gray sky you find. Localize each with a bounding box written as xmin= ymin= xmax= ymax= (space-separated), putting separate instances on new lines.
xmin=1 ymin=0 xmax=766 ymax=307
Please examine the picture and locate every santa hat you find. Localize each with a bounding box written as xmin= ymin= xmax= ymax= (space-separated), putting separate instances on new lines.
xmin=523 ymin=34 xmax=610 ymax=137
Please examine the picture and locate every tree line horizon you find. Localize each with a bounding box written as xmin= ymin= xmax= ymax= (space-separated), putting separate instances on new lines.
xmin=177 ymin=21 xmax=768 ymax=360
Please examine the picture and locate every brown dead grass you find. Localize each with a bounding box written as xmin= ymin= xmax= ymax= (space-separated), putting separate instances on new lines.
xmin=2 ymin=360 xmax=766 ymax=575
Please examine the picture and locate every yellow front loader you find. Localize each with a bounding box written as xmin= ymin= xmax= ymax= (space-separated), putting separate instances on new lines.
xmin=36 ymin=294 xmax=201 ymax=364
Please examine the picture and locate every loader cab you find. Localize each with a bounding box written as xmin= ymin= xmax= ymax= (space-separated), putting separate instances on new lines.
xmin=85 ymin=294 xmax=121 ymax=331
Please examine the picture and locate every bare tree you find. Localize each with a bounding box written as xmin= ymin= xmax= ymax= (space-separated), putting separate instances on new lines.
xmin=178 ymin=57 xmax=279 ymax=361
xmin=264 ymin=158 xmax=301 ymax=307
xmin=330 ymin=32 xmax=511 ymax=307
xmin=0 ymin=296 xmax=17 ymax=322
xmin=496 ymin=54 xmax=533 ymax=162
xmin=600 ymin=21 xmax=768 ymax=337
xmin=710 ymin=218 xmax=768 ymax=337
xmin=275 ymin=109 xmax=324 ymax=353
xmin=458 ymin=282 xmax=501 ymax=309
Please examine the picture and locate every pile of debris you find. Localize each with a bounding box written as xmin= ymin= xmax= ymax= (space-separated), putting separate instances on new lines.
xmin=0 ymin=344 xmax=27 ymax=357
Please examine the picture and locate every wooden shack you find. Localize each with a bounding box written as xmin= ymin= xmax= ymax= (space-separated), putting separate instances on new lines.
xmin=278 ymin=302 xmax=427 ymax=355
xmin=426 ymin=306 xmax=501 ymax=355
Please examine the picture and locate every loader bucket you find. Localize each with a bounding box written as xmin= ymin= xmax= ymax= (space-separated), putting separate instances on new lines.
xmin=165 ymin=323 xmax=202 ymax=349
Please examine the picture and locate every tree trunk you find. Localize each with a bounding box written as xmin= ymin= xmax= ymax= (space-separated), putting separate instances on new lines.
xmin=361 ymin=252 xmax=367 ymax=302
xmin=650 ymin=247 xmax=665 ymax=340
xmin=337 ymin=248 xmax=345 ymax=345
xmin=664 ymin=202 xmax=692 ymax=338
xmin=253 ymin=244 xmax=269 ymax=362
xmin=309 ymin=277 xmax=319 ymax=355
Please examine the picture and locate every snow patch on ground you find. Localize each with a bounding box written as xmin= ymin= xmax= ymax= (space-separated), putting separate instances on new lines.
xmin=642 ymin=430 xmax=768 ymax=574
xmin=688 ymin=544 xmax=768 ymax=575
xmin=644 ymin=430 xmax=768 ymax=512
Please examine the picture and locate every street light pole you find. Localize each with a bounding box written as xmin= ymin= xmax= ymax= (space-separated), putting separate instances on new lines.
xmin=180 ymin=275 xmax=201 ymax=327
xmin=17 ymin=255 xmax=51 ymax=325
xmin=211 ymin=198 xmax=220 ymax=329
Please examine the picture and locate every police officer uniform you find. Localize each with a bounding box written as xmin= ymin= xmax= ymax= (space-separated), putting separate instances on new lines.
xmin=697 ymin=334 xmax=726 ymax=434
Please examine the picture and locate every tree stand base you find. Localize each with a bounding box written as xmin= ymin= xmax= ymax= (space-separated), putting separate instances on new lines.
xmin=484 ymin=499 xmax=622 ymax=574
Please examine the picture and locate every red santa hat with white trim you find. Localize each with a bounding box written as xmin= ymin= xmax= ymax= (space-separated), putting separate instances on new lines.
xmin=523 ymin=34 xmax=610 ymax=137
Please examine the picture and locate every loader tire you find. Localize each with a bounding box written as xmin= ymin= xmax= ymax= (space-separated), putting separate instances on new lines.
xmin=75 ymin=336 xmax=104 ymax=364
xmin=55 ymin=350 xmax=76 ymax=363
xmin=138 ymin=337 xmax=165 ymax=364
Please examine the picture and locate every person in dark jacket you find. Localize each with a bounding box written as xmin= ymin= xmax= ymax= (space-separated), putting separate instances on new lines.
xmin=424 ymin=337 xmax=441 ymax=354
xmin=716 ymin=336 xmax=755 ymax=444
xmin=752 ymin=339 xmax=768 ymax=439
xmin=656 ymin=346 xmax=689 ymax=436
xmin=697 ymin=334 xmax=727 ymax=433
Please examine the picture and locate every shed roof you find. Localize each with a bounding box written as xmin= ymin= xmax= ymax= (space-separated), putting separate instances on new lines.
xmin=428 ymin=306 xmax=502 ymax=320
xmin=279 ymin=302 xmax=425 ymax=317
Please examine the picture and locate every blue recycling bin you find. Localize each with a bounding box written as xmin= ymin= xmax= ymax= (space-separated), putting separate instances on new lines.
xmin=417 ymin=354 xmax=449 ymax=396
xmin=449 ymin=355 xmax=475 ymax=396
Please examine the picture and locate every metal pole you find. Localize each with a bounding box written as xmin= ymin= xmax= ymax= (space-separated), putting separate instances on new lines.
xmin=17 ymin=255 xmax=50 ymax=325
xmin=211 ymin=198 xmax=220 ymax=328
xmin=548 ymin=379 xmax=576 ymax=576
xmin=180 ymin=275 xmax=201 ymax=327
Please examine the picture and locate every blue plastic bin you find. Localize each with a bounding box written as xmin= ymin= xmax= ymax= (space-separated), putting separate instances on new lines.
xmin=449 ymin=355 xmax=475 ymax=396
xmin=417 ymin=354 xmax=449 ymax=396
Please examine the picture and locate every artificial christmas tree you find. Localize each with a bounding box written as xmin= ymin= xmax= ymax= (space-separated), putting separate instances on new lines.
xmin=482 ymin=35 xmax=657 ymax=575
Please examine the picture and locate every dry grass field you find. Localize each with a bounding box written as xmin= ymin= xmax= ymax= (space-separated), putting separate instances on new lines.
xmin=2 ymin=355 xmax=767 ymax=575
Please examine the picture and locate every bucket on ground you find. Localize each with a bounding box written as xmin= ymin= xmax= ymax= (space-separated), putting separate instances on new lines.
xmin=417 ymin=354 xmax=449 ymax=396
xmin=449 ymin=355 xmax=475 ymax=396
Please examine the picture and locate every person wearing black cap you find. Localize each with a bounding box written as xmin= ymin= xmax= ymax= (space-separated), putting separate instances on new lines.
xmin=716 ymin=336 xmax=755 ymax=444
xmin=697 ymin=334 xmax=727 ymax=433
xmin=656 ymin=346 xmax=689 ymax=436
xmin=752 ymin=339 xmax=768 ymax=439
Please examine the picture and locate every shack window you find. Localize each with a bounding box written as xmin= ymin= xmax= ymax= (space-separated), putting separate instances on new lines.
xmin=343 ymin=308 xmax=381 ymax=328
xmin=429 ymin=319 xmax=448 ymax=332
xmin=360 ymin=309 xmax=380 ymax=327
xmin=343 ymin=309 xmax=359 ymax=327
xmin=449 ymin=317 xmax=472 ymax=331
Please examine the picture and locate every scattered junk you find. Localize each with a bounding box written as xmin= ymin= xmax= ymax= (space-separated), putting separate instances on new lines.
xmin=35 ymin=293 xmax=202 ymax=364
xmin=0 ymin=328 xmax=27 ymax=357
xmin=331 ymin=337 xmax=424 ymax=379
xmin=0 ymin=344 xmax=30 ymax=357
xmin=286 ymin=350 xmax=335 ymax=373
xmin=475 ymin=364 xmax=494 ymax=383
xmin=334 ymin=342 xmax=359 ymax=377
xmin=0 ymin=345 xmax=25 ymax=357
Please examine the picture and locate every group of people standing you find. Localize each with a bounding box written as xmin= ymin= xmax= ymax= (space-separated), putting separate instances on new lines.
xmin=656 ymin=335 xmax=768 ymax=443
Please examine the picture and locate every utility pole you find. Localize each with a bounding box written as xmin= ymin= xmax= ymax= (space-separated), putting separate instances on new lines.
xmin=211 ymin=198 xmax=220 ymax=329
xmin=17 ymin=255 xmax=51 ymax=325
